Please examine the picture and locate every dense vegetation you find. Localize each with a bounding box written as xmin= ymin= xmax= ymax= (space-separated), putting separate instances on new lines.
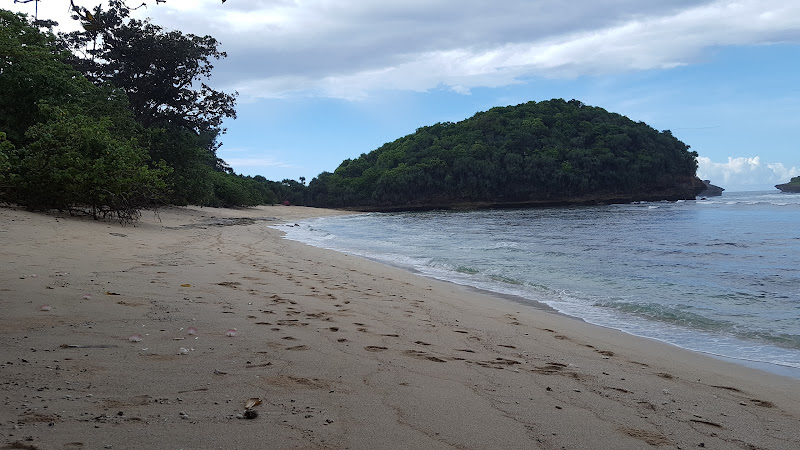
xmin=0 ymin=4 xmax=287 ymax=221
xmin=308 ymin=99 xmax=703 ymax=209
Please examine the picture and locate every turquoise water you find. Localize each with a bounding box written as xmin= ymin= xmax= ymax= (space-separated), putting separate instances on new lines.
xmin=274 ymin=191 xmax=800 ymax=374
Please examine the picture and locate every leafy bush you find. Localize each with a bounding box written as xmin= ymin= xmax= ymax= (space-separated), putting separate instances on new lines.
xmin=9 ymin=106 xmax=170 ymax=221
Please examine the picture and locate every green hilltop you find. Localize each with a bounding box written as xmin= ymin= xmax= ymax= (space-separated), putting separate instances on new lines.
xmin=307 ymin=99 xmax=705 ymax=210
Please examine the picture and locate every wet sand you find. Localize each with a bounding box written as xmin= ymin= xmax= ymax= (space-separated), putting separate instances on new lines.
xmin=1 ymin=204 xmax=799 ymax=449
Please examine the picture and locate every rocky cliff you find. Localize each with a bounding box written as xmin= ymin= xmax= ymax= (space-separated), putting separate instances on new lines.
xmin=698 ymin=180 xmax=724 ymax=197
xmin=776 ymin=176 xmax=800 ymax=193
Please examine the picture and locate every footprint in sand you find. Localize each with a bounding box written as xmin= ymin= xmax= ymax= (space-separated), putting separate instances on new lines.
xmin=750 ymin=399 xmax=775 ymax=408
xmin=710 ymin=385 xmax=741 ymax=392
xmin=505 ymin=314 xmax=522 ymax=325
xmin=245 ymin=362 xmax=272 ymax=369
xmin=490 ymin=357 xmax=522 ymax=366
xmin=532 ymin=362 xmax=568 ymax=374
xmin=364 ymin=346 xmax=388 ymax=352
xmin=619 ymin=428 xmax=671 ymax=446
xmin=403 ymin=349 xmax=447 ymax=362
xmin=264 ymin=375 xmax=328 ymax=389
xmin=602 ymin=386 xmax=632 ymax=394
xmin=277 ymin=319 xmax=309 ymax=327
xmin=689 ymin=418 xmax=723 ymax=428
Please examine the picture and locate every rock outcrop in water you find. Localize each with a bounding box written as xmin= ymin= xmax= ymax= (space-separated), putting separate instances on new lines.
xmin=776 ymin=176 xmax=800 ymax=193
xmin=698 ymin=180 xmax=724 ymax=197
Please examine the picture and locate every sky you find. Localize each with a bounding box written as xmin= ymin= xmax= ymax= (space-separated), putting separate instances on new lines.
xmin=8 ymin=0 xmax=800 ymax=191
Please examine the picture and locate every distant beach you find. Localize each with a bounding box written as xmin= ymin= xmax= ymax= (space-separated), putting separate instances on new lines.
xmin=1 ymin=204 xmax=799 ymax=449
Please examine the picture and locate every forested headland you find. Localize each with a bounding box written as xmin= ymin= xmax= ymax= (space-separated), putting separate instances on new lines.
xmin=1 ymin=3 xmax=704 ymax=220
xmin=307 ymin=99 xmax=704 ymax=210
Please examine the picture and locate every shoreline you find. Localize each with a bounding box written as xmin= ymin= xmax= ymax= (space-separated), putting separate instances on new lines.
xmin=2 ymin=204 xmax=798 ymax=449
xmin=277 ymin=216 xmax=800 ymax=381
xmin=342 ymin=247 xmax=800 ymax=379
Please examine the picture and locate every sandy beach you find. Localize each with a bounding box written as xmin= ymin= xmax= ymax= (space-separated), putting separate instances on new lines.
xmin=1 ymin=205 xmax=799 ymax=450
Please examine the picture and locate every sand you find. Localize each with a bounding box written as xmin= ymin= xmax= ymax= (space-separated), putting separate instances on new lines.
xmin=1 ymin=204 xmax=799 ymax=450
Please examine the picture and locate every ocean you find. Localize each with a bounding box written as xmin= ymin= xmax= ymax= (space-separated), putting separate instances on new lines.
xmin=273 ymin=191 xmax=800 ymax=377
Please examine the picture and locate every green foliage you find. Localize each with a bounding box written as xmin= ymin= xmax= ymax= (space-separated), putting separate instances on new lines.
xmin=0 ymin=9 xmax=170 ymax=221
xmin=271 ymin=178 xmax=310 ymax=205
xmin=207 ymin=172 xmax=275 ymax=208
xmin=61 ymin=1 xmax=237 ymax=135
xmin=144 ymin=126 xmax=217 ymax=205
xmin=0 ymin=132 xmax=13 ymax=192
xmin=10 ymin=105 xmax=170 ymax=221
xmin=309 ymin=99 xmax=702 ymax=208
xmin=0 ymin=10 xmax=84 ymax=145
xmin=142 ymin=126 xmax=281 ymax=207
xmin=57 ymin=1 xmax=249 ymax=208
xmin=1 ymin=6 xmax=276 ymax=215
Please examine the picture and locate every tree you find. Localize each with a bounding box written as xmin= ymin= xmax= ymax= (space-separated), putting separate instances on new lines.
xmin=0 ymin=10 xmax=77 ymax=145
xmin=62 ymin=1 xmax=237 ymax=137
xmin=59 ymin=1 xmax=250 ymax=206
xmin=0 ymin=9 xmax=170 ymax=221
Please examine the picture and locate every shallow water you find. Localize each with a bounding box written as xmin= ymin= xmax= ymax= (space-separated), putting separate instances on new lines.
xmin=274 ymin=191 xmax=800 ymax=374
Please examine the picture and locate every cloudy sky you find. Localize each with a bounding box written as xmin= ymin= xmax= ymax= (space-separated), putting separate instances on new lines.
xmin=10 ymin=0 xmax=800 ymax=191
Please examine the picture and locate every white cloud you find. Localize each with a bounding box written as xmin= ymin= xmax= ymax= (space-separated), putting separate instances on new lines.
xmin=697 ymin=156 xmax=800 ymax=190
xmin=13 ymin=1 xmax=800 ymax=101
xmin=195 ymin=0 xmax=800 ymax=99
